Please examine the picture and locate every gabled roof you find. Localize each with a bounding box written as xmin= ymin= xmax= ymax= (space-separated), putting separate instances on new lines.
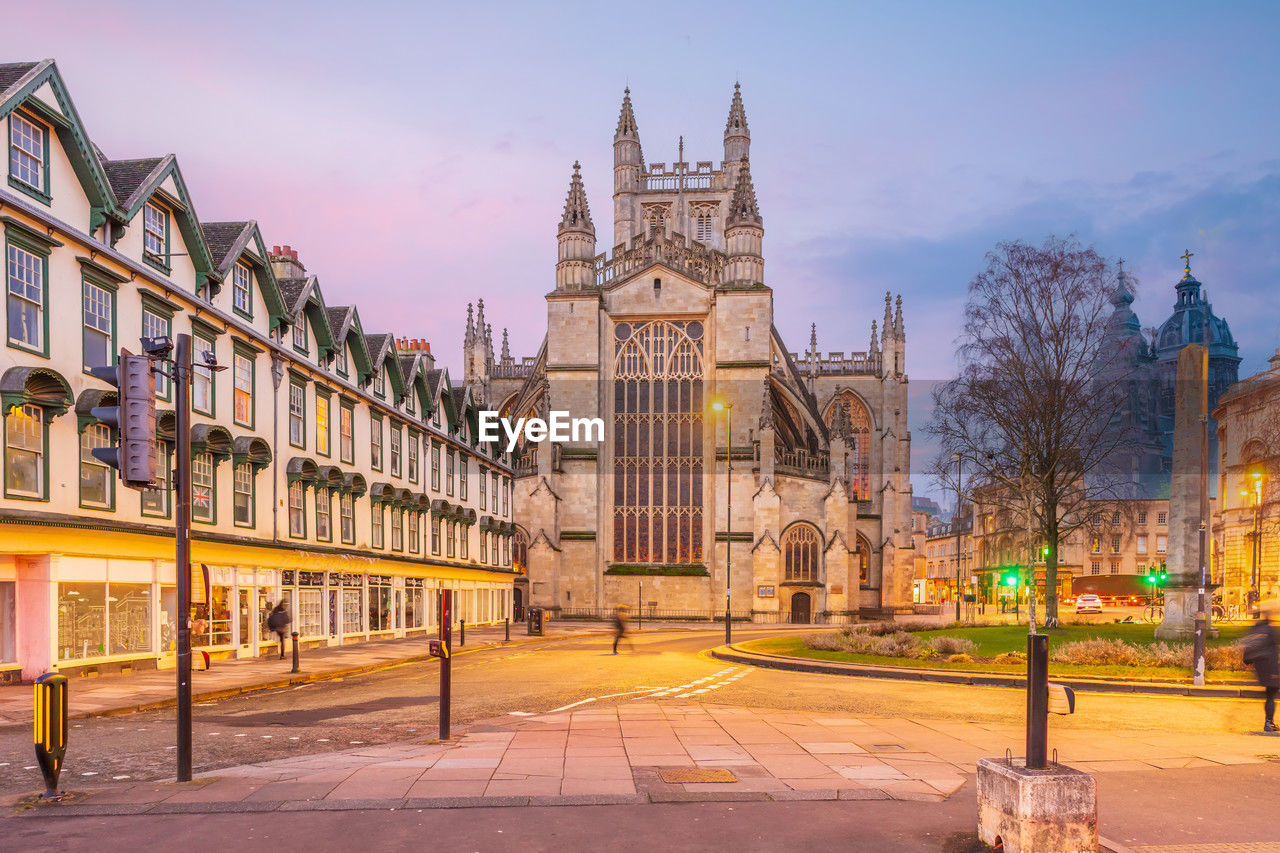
xmin=278 ymin=277 xmax=310 ymax=316
xmin=281 ymin=276 xmax=337 ymax=361
xmin=364 ymin=334 xmax=406 ymax=401
xmin=327 ymin=305 xmax=374 ymax=385
xmin=0 ymin=59 xmax=117 ymax=229
xmin=98 ymin=152 xmax=218 ymax=292
xmin=201 ymin=221 xmax=288 ymax=330
xmin=101 ymin=157 xmax=166 ymax=209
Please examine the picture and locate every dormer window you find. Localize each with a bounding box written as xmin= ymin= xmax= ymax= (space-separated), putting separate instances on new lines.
xmin=292 ymin=316 xmax=308 ymax=352
xmin=231 ymin=262 xmax=252 ymax=317
xmin=374 ymin=365 xmax=386 ymax=397
xmin=8 ymin=112 xmax=47 ymax=198
xmin=143 ymin=201 xmax=169 ymax=267
xmin=335 ymin=345 xmax=348 ymax=377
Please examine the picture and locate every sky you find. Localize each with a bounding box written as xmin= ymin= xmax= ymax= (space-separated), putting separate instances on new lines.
xmin=9 ymin=1 xmax=1280 ymax=502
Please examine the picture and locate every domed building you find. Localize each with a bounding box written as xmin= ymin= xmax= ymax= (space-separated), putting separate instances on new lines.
xmin=1152 ymin=254 xmax=1242 ymax=484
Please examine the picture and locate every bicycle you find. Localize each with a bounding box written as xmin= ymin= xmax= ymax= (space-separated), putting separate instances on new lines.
xmin=1143 ymin=603 xmax=1164 ymax=623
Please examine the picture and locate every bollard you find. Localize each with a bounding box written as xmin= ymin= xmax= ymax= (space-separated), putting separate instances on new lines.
xmin=504 ymin=617 xmax=509 ymax=642
xmin=439 ymin=590 xmax=452 ymax=740
xmin=460 ymin=619 xmax=465 ymax=647
xmin=1026 ymin=633 xmax=1048 ymax=769
xmin=291 ymin=631 xmax=301 ymax=674
xmin=33 ymin=673 xmax=68 ymax=800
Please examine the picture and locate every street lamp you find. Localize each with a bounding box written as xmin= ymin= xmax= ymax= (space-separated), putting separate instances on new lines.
xmin=953 ymin=453 xmax=963 ymax=622
xmin=711 ymin=399 xmax=734 ymax=644
xmin=1248 ymin=470 xmax=1264 ymax=610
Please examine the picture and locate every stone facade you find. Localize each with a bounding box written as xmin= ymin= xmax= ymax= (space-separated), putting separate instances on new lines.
xmin=464 ymin=86 xmax=914 ymax=622
xmin=1212 ymin=350 xmax=1280 ymax=610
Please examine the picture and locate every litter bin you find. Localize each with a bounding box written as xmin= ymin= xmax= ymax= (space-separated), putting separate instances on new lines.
xmin=527 ymin=607 xmax=545 ymax=636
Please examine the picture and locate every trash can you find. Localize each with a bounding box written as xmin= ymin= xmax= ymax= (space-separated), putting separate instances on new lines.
xmin=527 ymin=607 xmax=545 ymax=636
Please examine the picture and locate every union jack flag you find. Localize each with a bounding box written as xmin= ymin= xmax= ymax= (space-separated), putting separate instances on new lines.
xmin=193 ymin=487 xmax=212 ymax=510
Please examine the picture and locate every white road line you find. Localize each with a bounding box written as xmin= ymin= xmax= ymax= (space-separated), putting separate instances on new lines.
xmin=548 ymin=697 xmax=598 ymax=713
xmin=507 ymin=711 xmax=535 ymax=716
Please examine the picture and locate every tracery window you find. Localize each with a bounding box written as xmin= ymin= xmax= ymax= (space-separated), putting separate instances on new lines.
xmin=826 ymin=392 xmax=873 ymax=500
xmin=783 ymin=524 xmax=820 ymax=582
xmin=613 ymin=320 xmax=704 ymax=564
xmin=643 ymin=204 xmax=669 ymax=238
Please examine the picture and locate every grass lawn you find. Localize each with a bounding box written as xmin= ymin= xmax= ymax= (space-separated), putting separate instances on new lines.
xmin=740 ymin=622 xmax=1255 ymax=683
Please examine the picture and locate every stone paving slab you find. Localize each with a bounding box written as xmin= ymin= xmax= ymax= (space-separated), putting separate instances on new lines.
xmin=9 ymin=699 xmax=1277 ymax=818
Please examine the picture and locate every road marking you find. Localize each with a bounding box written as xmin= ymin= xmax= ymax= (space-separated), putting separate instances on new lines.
xmin=113 ymin=775 xmax=131 ymax=780
xmin=289 ymin=737 xmax=300 ymax=740
xmin=548 ymin=697 xmax=597 ymax=713
xmin=508 ymin=711 xmax=535 ymax=716
xmin=81 ymin=772 xmax=97 ymax=776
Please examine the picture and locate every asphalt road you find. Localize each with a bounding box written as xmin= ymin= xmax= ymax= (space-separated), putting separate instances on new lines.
xmin=0 ymin=626 xmax=1267 ymax=798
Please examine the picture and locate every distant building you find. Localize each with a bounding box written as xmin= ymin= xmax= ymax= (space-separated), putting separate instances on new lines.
xmin=1212 ymin=350 xmax=1280 ymax=611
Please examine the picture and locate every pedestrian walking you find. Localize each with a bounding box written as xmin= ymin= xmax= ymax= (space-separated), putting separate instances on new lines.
xmin=611 ymin=605 xmax=630 ymax=654
xmin=1242 ymin=600 xmax=1279 ymax=733
xmin=267 ymin=601 xmax=291 ymax=659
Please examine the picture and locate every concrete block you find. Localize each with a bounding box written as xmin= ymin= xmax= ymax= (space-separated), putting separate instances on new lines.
xmin=976 ymin=757 xmax=1097 ymax=853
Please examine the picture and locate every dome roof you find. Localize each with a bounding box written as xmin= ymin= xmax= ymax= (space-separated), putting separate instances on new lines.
xmin=1154 ymin=271 xmax=1239 ymax=361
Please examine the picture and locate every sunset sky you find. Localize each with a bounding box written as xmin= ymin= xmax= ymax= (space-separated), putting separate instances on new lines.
xmin=10 ymin=1 xmax=1280 ymax=500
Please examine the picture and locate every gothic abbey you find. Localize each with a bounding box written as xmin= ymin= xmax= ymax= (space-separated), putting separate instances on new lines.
xmin=463 ymin=86 xmax=915 ymax=622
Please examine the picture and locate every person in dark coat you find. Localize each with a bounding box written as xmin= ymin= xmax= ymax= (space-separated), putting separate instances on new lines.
xmin=267 ymin=601 xmax=291 ymax=659
xmin=611 ymin=606 xmax=630 ymax=655
xmin=1243 ymin=601 xmax=1279 ymax=733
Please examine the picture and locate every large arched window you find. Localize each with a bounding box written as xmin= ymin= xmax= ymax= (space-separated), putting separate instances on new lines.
xmin=825 ymin=392 xmax=873 ymax=500
xmin=613 ymin=320 xmax=704 ymax=564
xmin=783 ymin=523 xmax=820 ymax=581
xmin=513 ymin=527 xmax=529 ymax=575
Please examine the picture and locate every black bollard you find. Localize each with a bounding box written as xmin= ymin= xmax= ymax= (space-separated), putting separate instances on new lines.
xmin=439 ymin=590 xmax=452 ymax=740
xmin=504 ymin=617 xmax=509 ymax=642
xmin=33 ymin=673 xmax=68 ymax=800
xmin=291 ymin=631 xmax=301 ymax=674
xmin=460 ymin=619 xmax=465 ymax=647
xmin=1026 ymin=633 xmax=1048 ymax=769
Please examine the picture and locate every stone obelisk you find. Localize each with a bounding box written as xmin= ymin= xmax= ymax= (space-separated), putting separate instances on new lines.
xmin=1156 ymin=344 xmax=1213 ymax=639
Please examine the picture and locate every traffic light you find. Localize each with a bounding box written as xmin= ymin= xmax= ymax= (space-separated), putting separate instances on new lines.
xmin=1002 ymin=569 xmax=1018 ymax=587
xmin=89 ymin=349 xmax=157 ymax=489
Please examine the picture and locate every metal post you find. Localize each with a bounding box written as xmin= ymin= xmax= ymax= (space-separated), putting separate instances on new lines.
xmin=504 ymin=617 xmax=509 ymax=642
xmin=460 ymin=619 xmax=465 ymax=647
xmin=174 ymin=334 xmax=193 ymax=783
xmin=439 ymin=589 xmax=452 ymax=740
xmin=1026 ymin=633 xmax=1048 ymax=769
xmin=1193 ymin=522 xmax=1207 ymax=685
xmin=954 ymin=454 xmax=962 ymax=623
xmin=725 ymin=404 xmax=733 ymax=645
xmin=290 ymin=631 xmax=300 ymax=674
xmin=1252 ymin=482 xmax=1262 ymax=606
xmin=637 ymin=581 xmax=642 ymax=631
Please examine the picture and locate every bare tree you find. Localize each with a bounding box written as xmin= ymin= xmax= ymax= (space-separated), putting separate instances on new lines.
xmin=928 ymin=236 xmax=1140 ymax=626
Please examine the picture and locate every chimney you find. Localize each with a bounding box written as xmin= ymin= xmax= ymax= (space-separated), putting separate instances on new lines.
xmin=268 ymin=243 xmax=306 ymax=280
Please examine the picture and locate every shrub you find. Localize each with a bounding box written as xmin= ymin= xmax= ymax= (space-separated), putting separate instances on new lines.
xmin=993 ymin=651 xmax=1026 ymax=665
xmin=1207 ymin=644 xmax=1246 ymax=671
xmin=947 ymin=654 xmax=975 ymax=664
xmin=804 ymin=632 xmax=847 ymax=652
xmin=867 ymin=632 xmax=922 ymax=657
xmin=930 ymin=636 xmax=977 ymax=655
xmin=1050 ymin=638 xmax=1148 ymax=667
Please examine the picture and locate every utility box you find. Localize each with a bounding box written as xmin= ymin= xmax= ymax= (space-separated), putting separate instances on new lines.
xmin=527 ymin=607 xmax=545 ymax=636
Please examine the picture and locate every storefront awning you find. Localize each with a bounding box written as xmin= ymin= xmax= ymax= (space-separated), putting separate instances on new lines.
xmin=232 ymin=435 xmax=272 ymax=471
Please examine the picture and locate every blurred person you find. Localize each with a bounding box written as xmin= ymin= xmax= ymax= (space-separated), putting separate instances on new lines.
xmin=1243 ymin=600 xmax=1279 ymax=733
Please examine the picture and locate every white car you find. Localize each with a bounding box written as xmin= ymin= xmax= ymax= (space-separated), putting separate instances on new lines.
xmin=1075 ymin=594 xmax=1102 ymax=614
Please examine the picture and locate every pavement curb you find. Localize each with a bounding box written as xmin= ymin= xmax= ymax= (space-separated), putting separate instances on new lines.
xmin=710 ymin=645 xmax=1266 ymax=699
xmin=7 ymin=628 xmax=612 ymax=727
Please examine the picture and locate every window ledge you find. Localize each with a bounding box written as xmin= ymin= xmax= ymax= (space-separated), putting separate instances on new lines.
xmin=7 ymin=175 xmax=51 ymax=205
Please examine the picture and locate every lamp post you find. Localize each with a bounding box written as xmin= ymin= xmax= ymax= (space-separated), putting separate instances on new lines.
xmin=712 ymin=400 xmax=734 ymax=644
xmin=953 ymin=453 xmax=962 ymax=622
xmin=1248 ymin=470 xmax=1264 ymax=609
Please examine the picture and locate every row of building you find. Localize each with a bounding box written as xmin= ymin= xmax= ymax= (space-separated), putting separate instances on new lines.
xmin=0 ymin=60 xmax=519 ymax=682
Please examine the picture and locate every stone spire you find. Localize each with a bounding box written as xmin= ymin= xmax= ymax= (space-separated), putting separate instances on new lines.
xmin=559 ymin=161 xmax=594 ymax=233
xmin=869 ymin=320 xmax=879 ymax=355
xmin=894 ymin=295 xmax=904 ymax=337
xmin=500 ymin=327 xmax=511 ymax=363
xmin=724 ymin=82 xmax=751 ymax=168
xmin=485 ymin=322 xmax=494 ymax=366
xmin=557 ymin=162 xmax=597 ymax=290
xmin=809 ymin=323 xmax=819 ymax=356
xmin=465 ymin=302 xmax=475 ymax=345
xmin=883 ymin=292 xmax=894 ymax=338
xmin=615 ymin=87 xmax=640 ymax=143
xmin=726 ymin=156 xmax=762 ymax=226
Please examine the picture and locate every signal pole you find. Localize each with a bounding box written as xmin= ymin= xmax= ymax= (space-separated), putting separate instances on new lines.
xmin=174 ymin=334 xmax=193 ymax=781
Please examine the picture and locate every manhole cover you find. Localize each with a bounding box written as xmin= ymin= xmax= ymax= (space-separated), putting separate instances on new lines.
xmin=659 ymin=767 xmax=737 ymax=784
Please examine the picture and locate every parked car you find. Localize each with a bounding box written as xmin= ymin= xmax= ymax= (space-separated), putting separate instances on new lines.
xmin=1075 ymin=594 xmax=1103 ymax=613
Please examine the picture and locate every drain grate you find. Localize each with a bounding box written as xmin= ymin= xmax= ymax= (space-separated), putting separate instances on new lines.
xmin=869 ymin=743 xmax=907 ymax=752
xmin=659 ymin=767 xmax=737 ymax=784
